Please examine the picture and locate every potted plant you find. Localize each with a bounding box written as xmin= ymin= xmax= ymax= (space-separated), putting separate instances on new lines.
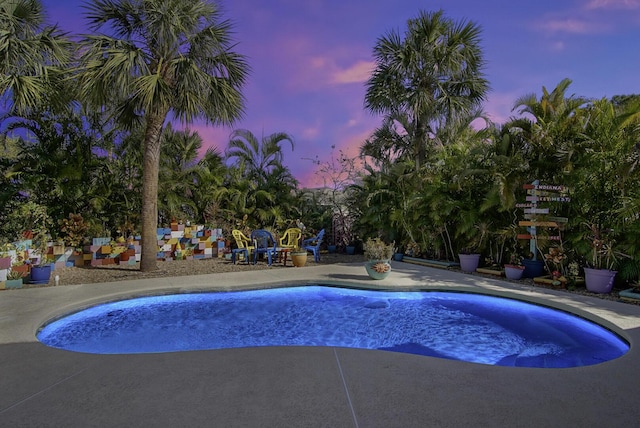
xmin=618 ymin=259 xmax=640 ymax=302
xmin=363 ymin=238 xmax=395 ymax=280
xmin=23 ymin=202 xmax=54 ymax=285
xmin=5 ymin=268 xmax=24 ymax=289
xmin=290 ymin=247 xmax=308 ymax=267
xmin=504 ymin=252 xmax=525 ymax=280
xmin=582 ymin=223 xmax=625 ymax=294
xmin=458 ymin=248 xmax=481 ymax=273
xmin=346 ymin=241 xmax=357 ymax=255
xmin=457 ymin=223 xmax=489 ymax=273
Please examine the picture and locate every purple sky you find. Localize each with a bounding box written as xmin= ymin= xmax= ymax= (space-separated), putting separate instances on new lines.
xmin=45 ymin=0 xmax=640 ymax=187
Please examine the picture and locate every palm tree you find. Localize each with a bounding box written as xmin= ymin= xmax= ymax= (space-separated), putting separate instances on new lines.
xmin=0 ymin=0 xmax=72 ymax=114
xmin=77 ymin=0 xmax=249 ymax=271
xmin=157 ymin=124 xmax=203 ymax=224
xmin=225 ymin=128 xmax=295 ymax=186
xmin=364 ymin=9 xmax=489 ymax=170
xmin=511 ymin=78 xmax=589 ymax=182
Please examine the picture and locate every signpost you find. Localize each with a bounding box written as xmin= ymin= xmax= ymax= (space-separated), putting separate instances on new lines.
xmin=517 ymin=180 xmax=570 ymax=259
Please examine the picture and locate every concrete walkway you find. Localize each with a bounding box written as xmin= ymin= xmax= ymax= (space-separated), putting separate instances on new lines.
xmin=1 ymin=261 xmax=639 ymax=427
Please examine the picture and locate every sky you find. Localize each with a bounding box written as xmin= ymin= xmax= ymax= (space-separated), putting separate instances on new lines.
xmin=44 ymin=0 xmax=640 ymax=187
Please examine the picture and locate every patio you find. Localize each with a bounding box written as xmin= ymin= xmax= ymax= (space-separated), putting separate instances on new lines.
xmin=1 ymin=261 xmax=639 ymax=427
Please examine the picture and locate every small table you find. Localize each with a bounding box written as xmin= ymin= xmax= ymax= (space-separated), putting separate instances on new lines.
xmin=278 ymin=248 xmax=292 ymax=266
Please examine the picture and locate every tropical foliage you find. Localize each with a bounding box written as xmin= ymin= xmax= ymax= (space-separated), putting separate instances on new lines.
xmin=1 ymin=4 xmax=639 ymax=288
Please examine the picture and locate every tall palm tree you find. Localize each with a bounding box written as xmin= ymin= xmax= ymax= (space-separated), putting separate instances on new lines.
xmin=364 ymin=9 xmax=489 ymax=170
xmin=77 ymin=0 xmax=249 ymax=271
xmin=0 ymin=0 xmax=72 ymax=114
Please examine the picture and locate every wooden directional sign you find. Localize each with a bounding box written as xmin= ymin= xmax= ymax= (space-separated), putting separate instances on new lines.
xmin=519 ymin=221 xmax=559 ymax=227
xmin=523 ymin=184 xmax=566 ymax=191
xmin=516 ymin=203 xmax=537 ymax=208
xmin=517 ymin=234 xmax=562 ymax=241
xmin=523 ymin=208 xmax=549 ymax=214
xmin=526 ymin=196 xmax=571 ymax=202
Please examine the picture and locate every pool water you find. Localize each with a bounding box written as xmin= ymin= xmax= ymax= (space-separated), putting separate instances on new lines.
xmin=37 ymin=286 xmax=629 ymax=368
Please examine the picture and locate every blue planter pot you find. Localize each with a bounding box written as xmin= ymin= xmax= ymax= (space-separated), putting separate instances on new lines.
xmin=327 ymin=245 xmax=337 ymax=253
xmin=522 ymin=259 xmax=545 ymax=278
xmin=346 ymin=246 xmax=356 ymax=255
xmin=392 ymin=253 xmax=404 ymax=262
xmin=30 ymin=264 xmax=52 ymax=284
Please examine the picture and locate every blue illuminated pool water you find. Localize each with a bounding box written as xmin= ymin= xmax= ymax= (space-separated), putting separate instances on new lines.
xmin=37 ymin=286 xmax=629 ymax=368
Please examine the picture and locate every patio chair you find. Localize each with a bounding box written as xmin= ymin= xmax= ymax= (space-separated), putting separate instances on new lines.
xmin=279 ymin=227 xmax=302 ymax=249
xmin=250 ymin=229 xmax=278 ymax=265
xmin=231 ymin=229 xmax=254 ymax=265
xmin=302 ymin=229 xmax=325 ymax=263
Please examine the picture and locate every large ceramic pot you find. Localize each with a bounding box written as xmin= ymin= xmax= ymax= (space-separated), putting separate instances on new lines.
xmin=522 ymin=259 xmax=545 ymax=278
xmin=365 ymin=259 xmax=391 ymax=280
xmin=346 ymin=246 xmax=356 ymax=255
xmin=584 ymin=268 xmax=617 ymax=294
xmin=30 ymin=264 xmax=52 ymax=284
xmin=504 ymin=264 xmax=525 ymax=280
xmin=291 ymin=251 xmax=308 ymax=267
xmin=458 ymin=253 xmax=480 ymax=273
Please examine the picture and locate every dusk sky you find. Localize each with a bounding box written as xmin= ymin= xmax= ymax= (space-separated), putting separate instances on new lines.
xmin=44 ymin=0 xmax=640 ymax=187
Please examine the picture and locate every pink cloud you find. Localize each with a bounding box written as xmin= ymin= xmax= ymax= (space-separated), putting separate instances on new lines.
xmin=538 ymin=18 xmax=594 ymax=34
xmin=331 ymin=61 xmax=375 ymax=84
xmin=586 ymin=0 xmax=640 ymax=9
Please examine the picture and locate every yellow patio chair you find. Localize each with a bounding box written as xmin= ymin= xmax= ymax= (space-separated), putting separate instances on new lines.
xmin=279 ymin=227 xmax=302 ymax=249
xmin=232 ymin=229 xmax=254 ymax=264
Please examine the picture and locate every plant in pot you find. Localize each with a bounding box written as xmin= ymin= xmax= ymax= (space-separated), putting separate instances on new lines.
xmin=22 ymin=202 xmax=54 ymax=285
xmin=392 ymin=246 xmax=404 ymax=262
xmin=290 ymin=246 xmax=308 ymax=267
xmin=618 ymin=259 xmax=640 ymax=302
xmin=504 ymin=253 xmax=525 ymax=280
xmin=540 ymin=245 xmax=569 ymax=287
xmin=457 ymin=222 xmax=489 ymax=273
xmin=363 ymin=238 xmax=396 ymax=280
xmin=5 ymin=267 xmax=24 ymax=289
xmin=581 ymin=223 xmax=626 ymax=294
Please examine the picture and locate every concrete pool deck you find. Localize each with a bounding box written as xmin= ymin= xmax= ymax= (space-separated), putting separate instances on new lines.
xmin=1 ymin=261 xmax=639 ymax=427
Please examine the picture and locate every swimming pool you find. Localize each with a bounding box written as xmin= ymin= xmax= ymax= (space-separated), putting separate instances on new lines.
xmin=37 ymin=285 xmax=629 ymax=368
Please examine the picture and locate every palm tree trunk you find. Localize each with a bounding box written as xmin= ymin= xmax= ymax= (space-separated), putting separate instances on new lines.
xmin=140 ymin=112 xmax=166 ymax=272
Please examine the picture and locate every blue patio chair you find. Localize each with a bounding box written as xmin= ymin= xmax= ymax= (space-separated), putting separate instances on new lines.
xmin=250 ymin=229 xmax=278 ymax=265
xmin=302 ymin=229 xmax=325 ymax=263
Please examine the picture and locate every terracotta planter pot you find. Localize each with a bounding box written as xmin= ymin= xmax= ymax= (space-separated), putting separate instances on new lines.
xmin=12 ymin=264 xmax=30 ymax=278
xmin=291 ymin=252 xmax=308 ymax=267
